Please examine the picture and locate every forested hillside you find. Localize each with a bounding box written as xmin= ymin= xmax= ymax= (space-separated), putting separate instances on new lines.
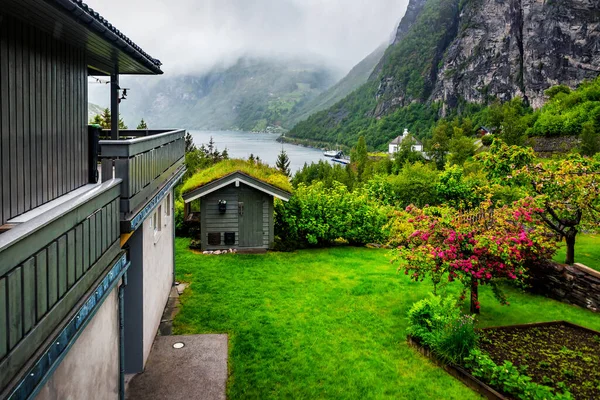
xmin=111 ymin=58 xmax=339 ymax=132
xmin=286 ymin=43 xmax=387 ymax=127
xmin=288 ymin=0 xmax=600 ymax=150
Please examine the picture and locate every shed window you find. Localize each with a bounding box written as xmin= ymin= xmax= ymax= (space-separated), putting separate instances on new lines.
xmin=207 ymin=232 xmax=221 ymax=246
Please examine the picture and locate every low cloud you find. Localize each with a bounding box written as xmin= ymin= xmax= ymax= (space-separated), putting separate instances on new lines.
xmin=87 ymin=0 xmax=409 ymax=75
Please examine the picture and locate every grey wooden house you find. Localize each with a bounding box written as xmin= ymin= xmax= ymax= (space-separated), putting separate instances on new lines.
xmin=183 ymin=172 xmax=291 ymax=251
xmin=0 ymin=1 xmax=185 ymax=399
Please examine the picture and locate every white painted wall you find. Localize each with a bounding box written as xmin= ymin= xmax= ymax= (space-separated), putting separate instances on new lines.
xmin=36 ymin=288 xmax=120 ymax=400
xmin=141 ymin=193 xmax=174 ymax=366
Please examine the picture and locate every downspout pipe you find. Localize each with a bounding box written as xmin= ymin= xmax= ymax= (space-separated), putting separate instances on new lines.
xmin=119 ymin=272 xmax=128 ymax=400
xmin=172 ymin=190 xmax=177 ymax=287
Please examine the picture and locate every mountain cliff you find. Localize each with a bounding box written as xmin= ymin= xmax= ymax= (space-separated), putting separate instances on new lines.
xmin=289 ymin=0 xmax=600 ymax=148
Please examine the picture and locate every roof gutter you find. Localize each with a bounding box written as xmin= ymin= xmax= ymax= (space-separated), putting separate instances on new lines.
xmin=52 ymin=0 xmax=163 ymax=75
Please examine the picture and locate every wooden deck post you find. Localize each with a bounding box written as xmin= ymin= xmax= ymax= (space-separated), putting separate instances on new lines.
xmin=111 ymin=73 xmax=119 ymax=140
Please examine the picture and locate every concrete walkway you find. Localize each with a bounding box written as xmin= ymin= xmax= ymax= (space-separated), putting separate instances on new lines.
xmin=126 ymin=334 xmax=228 ymax=400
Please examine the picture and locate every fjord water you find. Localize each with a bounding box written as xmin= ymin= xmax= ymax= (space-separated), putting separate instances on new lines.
xmin=190 ymin=130 xmax=328 ymax=172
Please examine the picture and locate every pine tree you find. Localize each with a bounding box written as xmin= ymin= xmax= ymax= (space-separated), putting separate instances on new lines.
xmin=208 ymin=136 xmax=215 ymax=155
xmin=97 ymin=108 xmax=127 ymax=129
xmin=185 ymin=132 xmax=196 ymax=153
xmin=91 ymin=114 xmax=103 ymax=126
xmin=221 ymin=148 xmax=229 ymax=160
xmin=136 ymin=118 xmax=148 ymax=130
xmin=248 ymin=154 xmax=255 ymax=163
xmin=100 ymin=108 xmax=111 ymax=129
xmin=350 ymin=135 xmax=368 ymax=181
xmin=276 ymin=148 xmax=291 ymax=177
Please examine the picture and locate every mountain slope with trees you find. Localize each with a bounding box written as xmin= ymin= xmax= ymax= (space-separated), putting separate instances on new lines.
xmin=288 ymin=0 xmax=600 ymax=150
xmin=286 ymin=43 xmax=387 ymax=127
xmin=110 ymin=58 xmax=339 ymax=132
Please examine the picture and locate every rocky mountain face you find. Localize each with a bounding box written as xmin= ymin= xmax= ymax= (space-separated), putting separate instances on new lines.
xmin=287 ymin=0 xmax=600 ymax=149
xmin=377 ymin=0 xmax=600 ymax=117
xmin=433 ymin=0 xmax=600 ymax=110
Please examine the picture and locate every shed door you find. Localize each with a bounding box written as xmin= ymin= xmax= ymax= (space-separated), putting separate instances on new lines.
xmin=238 ymin=188 xmax=264 ymax=247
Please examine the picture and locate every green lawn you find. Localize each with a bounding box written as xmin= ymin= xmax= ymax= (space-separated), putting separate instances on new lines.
xmin=553 ymin=233 xmax=600 ymax=271
xmin=173 ymin=238 xmax=600 ymax=399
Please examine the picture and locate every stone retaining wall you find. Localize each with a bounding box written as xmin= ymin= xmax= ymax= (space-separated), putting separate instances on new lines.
xmin=528 ymin=260 xmax=600 ymax=313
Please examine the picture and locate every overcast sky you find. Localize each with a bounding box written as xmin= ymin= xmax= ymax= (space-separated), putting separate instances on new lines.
xmin=89 ymin=0 xmax=409 ymax=75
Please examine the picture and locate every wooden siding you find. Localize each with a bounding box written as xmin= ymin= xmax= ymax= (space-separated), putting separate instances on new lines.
xmin=202 ymin=186 xmax=239 ymax=250
xmin=0 ymin=14 xmax=88 ymax=226
xmin=201 ymin=184 xmax=273 ymax=250
xmin=0 ymin=183 xmax=120 ymax=390
xmin=100 ymin=129 xmax=185 ymax=220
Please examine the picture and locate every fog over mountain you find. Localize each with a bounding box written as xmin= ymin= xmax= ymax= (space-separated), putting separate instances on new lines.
xmin=87 ymin=0 xmax=409 ymax=129
xmin=88 ymin=0 xmax=408 ymax=75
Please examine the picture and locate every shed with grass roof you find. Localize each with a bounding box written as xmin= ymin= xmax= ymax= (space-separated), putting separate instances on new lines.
xmin=182 ymin=171 xmax=291 ymax=251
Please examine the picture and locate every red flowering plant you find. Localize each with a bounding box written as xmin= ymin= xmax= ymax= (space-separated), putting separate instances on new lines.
xmin=391 ymin=199 xmax=557 ymax=313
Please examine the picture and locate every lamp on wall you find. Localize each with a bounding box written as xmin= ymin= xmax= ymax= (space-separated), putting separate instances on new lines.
xmin=218 ymin=200 xmax=227 ymax=214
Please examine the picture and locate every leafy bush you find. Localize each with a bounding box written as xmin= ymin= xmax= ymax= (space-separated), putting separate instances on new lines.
xmin=407 ymin=295 xmax=477 ymax=364
xmin=175 ymin=199 xmax=185 ymax=232
xmin=274 ymin=181 xmax=389 ymax=249
xmin=365 ymin=163 xmax=439 ymax=208
xmin=464 ymin=349 xmax=573 ymax=400
xmin=481 ymin=135 xmax=493 ymax=146
xmin=530 ymin=78 xmax=600 ymax=137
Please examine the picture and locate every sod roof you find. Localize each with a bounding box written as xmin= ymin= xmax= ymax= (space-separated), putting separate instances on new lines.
xmin=181 ymin=159 xmax=293 ymax=196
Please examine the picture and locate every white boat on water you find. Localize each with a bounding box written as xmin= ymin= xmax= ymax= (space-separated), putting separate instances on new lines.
xmin=324 ymin=150 xmax=343 ymax=158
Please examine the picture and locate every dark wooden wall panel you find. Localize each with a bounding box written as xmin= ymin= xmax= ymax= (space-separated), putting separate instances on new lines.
xmin=0 ymin=14 xmax=88 ymax=226
xmin=0 ymin=194 xmax=120 ymax=389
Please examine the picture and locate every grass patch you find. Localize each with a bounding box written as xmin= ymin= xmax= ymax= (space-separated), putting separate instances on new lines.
xmin=181 ymin=159 xmax=292 ymax=195
xmin=553 ymin=233 xmax=600 ymax=271
xmin=174 ymin=239 xmax=600 ymax=399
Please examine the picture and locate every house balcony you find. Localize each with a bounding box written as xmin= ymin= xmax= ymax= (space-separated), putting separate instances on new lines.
xmin=0 ymin=179 xmax=125 ymax=394
xmin=99 ymin=129 xmax=186 ymax=232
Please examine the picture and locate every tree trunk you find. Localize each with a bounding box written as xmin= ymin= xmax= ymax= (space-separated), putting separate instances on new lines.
xmin=565 ymin=229 xmax=577 ymax=265
xmin=470 ymin=278 xmax=480 ymax=314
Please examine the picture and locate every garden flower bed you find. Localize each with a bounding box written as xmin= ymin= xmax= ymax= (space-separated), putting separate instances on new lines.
xmin=409 ymin=321 xmax=600 ymax=400
xmin=477 ymin=321 xmax=600 ymax=400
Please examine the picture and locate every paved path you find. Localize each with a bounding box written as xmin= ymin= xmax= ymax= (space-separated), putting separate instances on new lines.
xmin=127 ymin=334 xmax=228 ymax=400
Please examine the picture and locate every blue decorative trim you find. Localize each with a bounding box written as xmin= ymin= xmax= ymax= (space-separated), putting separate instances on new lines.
xmin=128 ymin=168 xmax=186 ymax=232
xmin=7 ymin=254 xmax=130 ymax=400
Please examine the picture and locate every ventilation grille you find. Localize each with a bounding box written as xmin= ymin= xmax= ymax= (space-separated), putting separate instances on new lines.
xmin=207 ymin=232 xmax=221 ymax=246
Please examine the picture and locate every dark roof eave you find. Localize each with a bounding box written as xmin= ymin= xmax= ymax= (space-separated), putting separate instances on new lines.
xmin=54 ymin=0 xmax=163 ymax=75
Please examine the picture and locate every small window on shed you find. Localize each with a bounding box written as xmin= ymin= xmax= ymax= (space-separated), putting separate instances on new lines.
xmin=207 ymin=232 xmax=221 ymax=246
xmin=224 ymin=232 xmax=235 ymax=245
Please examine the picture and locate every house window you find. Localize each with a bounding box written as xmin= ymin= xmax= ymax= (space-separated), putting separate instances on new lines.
xmin=153 ymin=207 xmax=162 ymax=234
xmin=165 ymin=194 xmax=171 ymax=217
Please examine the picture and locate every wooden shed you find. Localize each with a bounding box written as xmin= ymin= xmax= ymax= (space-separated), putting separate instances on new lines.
xmin=182 ymin=171 xmax=291 ymax=251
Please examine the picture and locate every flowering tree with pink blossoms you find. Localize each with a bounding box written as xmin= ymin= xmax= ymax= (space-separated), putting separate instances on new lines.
xmin=391 ymin=199 xmax=556 ymax=313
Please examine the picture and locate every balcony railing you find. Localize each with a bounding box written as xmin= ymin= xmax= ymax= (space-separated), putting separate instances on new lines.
xmin=99 ymin=129 xmax=186 ymax=230
xmin=0 ymin=180 xmax=122 ymax=391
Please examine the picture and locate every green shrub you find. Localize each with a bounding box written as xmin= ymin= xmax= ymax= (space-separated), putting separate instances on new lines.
xmin=175 ymin=199 xmax=185 ymax=230
xmin=407 ymin=295 xmax=477 ymax=364
xmin=464 ymin=349 xmax=573 ymax=400
xmin=481 ymin=135 xmax=493 ymax=146
xmin=274 ymin=181 xmax=389 ymax=249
